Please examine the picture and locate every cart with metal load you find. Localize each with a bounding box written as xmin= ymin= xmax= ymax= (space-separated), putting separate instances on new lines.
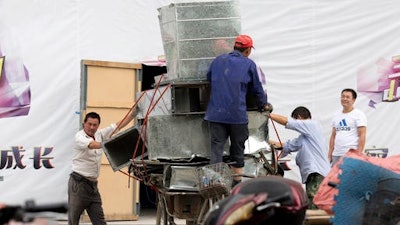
xmin=101 ymin=1 xmax=290 ymax=224
xmin=102 ymin=79 xmax=286 ymax=224
xmin=126 ymin=141 xmax=281 ymax=225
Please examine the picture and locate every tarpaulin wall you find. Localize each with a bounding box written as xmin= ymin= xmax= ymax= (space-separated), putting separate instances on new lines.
xmin=0 ymin=0 xmax=399 ymax=204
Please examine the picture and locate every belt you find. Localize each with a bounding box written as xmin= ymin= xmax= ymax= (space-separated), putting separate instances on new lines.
xmin=70 ymin=172 xmax=97 ymax=186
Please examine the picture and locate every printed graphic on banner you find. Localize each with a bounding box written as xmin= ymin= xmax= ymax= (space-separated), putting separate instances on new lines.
xmin=0 ymin=146 xmax=55 ymax=183
xmin=0 ymin=23 xmax=31 ymax=118
xmin=0 ymin=56 xmax=4 ymax=79
xmin=357 ymin=54 xmax=400 ymax=107
xmin=0 ymin=146 xmax=55 ymax=170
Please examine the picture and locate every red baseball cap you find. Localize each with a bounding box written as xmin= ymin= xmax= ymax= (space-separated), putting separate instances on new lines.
xmin=234 ymin=34 xmax=254 ymax=48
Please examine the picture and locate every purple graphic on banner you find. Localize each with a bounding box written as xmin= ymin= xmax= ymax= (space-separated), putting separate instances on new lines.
xmin=357 ymin=55 xmax=400 ymax=107
xmin=0 ymin=23 xmax=31 ymax=118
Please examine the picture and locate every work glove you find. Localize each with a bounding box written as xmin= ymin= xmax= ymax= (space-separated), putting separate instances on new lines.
xmin=264 ymin=103 xmax=273 ymax=113
xmin=261 ymin=103 xmax=273 ymax=119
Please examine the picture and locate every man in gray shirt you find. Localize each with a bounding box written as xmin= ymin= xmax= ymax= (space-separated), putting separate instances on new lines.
xmin=268 ymin=106 xmax=330 ymax=209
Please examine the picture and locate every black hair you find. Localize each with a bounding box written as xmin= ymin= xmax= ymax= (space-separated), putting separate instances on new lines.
xmin=291 ymin=106 xmax=312 ymax=119
xmin=233 ymin=46 xmax=248 ymax=52
xmin=341 ymin=88 xmax=357 ymax=99
xmin=84 ymin=112 xmax=101 ymax=124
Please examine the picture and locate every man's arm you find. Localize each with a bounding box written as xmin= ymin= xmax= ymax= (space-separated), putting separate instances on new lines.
xmin=92 ymin=108 xmax=138 ymax=148
xmin=269 ymin=113 xmax=288 ymax=126
xmin=116 ymin=108 xmax=138 ymax=129
xmin=248 ymin=63 xmax=269 ymax=110
xmin=357 ymin=126 xmax=367 ymax=152
xmin=328 ymin=127 xmax=336 ymax=162
xmin=88 ymin=141 xmax=102 ymax=149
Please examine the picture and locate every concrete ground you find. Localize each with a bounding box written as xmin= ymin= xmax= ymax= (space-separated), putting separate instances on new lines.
xmin=14 ymin=208 xmax=331 ymax=225
xmin=23 ymin=209 xmax=331 ymax=225
xmin=53 ymin=209 xmax=332 ymax=225
xmin=54 ymin=209 xmax=186 ymax=225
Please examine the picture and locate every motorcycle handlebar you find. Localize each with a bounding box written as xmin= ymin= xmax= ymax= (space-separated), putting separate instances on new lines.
xmin=0 ymin=201 xmax=68 ymax=224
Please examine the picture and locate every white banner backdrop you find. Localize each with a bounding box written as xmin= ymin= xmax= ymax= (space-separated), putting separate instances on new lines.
xmin=0 ymin=0 xmax=399 ymax=204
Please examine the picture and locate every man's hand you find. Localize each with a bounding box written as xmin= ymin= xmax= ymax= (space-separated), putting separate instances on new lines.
xmin=269 ymin=140 xmax=282 ymax=149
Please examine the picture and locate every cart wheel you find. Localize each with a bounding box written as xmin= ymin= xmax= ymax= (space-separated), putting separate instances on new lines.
xmin=156 ymin=193 xmax=168 ymax=225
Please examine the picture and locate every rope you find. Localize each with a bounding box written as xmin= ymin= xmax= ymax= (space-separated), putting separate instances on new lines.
xmin=108 ymin=92 xmax=146 ymax=138
xmin=127 ymin=74 xmax=171 ymax=187
xmin=109 ymin=74 xmax=171 ymax=189
xmin=268 ymin=116 xmax=284 ymax=159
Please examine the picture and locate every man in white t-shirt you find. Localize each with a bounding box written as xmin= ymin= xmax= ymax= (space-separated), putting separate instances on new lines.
xmin=328 ymin=88 xmax=367 ymax=166
xmin=68 ymin=109 xmax=137 ymax=225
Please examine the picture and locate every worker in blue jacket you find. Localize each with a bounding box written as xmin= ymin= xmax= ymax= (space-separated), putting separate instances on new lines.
xmin=205 ymin=34 xmax=272 ymax=187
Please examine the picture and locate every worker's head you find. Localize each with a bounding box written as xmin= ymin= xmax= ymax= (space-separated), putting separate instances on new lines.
xmin=340 ymin=88 xmax=357 ymax=109
xmin=83 ymin=112 xmax=101 ymax=137
xmin=341 ymin=88 xmax=357 ymax=99
xmin=234 ymin=34 xmax=254 ymax=57
xmin=291 ymin=106 xmax=312 ymax=120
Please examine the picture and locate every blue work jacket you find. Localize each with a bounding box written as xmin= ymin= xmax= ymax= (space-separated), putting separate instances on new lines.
xmin=204 ymin=50 xmax=268 ymax=124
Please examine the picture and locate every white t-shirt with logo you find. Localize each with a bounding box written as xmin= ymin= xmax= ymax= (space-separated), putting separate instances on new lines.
xmin=331 ymin=108 xmax=367 ymax=156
